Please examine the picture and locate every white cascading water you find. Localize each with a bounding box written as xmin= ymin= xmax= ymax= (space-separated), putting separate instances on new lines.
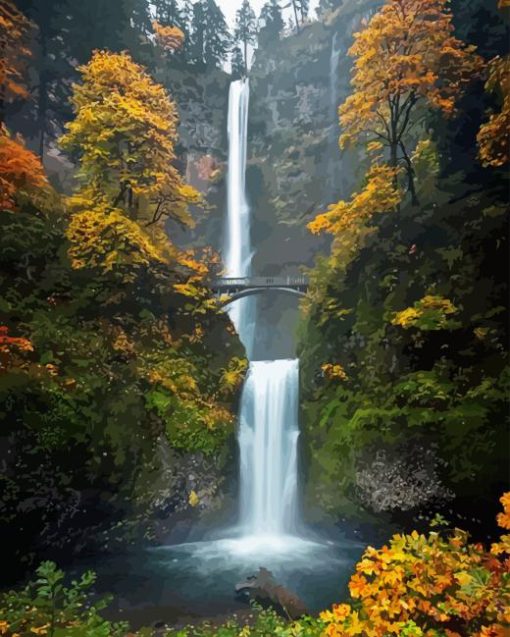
xmin=239 ymin=360 xmax=300 ymax=536
xmin=224 ymin=79 xmax=255 ymax=356
xmin=224 ymin=79 xmax=300 ymax=542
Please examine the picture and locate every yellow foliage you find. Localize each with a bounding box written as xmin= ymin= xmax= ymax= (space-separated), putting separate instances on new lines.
xmin=339 ymin=0 xmax=482 ymax=184
xmin=66 ymin=204 xmax=166 ymax=277
xmin=220 ymin=357 xmax=248 ymax=396
xmin=478 ymin=56 xmax=510 ymax=167
xmin=188 ymin=490 xmax=199 ymax=507
xmin=392 ymin=295 xmax=459 ymax=330
xmin=321 ymin=363 xmax=349 ymax=382
xmin=60 ymin=50 xmax=199 ymax=227
xmin=308 ymin=164 xmax=401 ymax=237
xmin=320 ymin=493 xmax=510 ymax=637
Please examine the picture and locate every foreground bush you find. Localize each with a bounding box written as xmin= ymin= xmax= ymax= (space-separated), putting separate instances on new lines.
xmin=320 ymin=493 xmax=510 ymax=637
xmin=0 ymin=561 xmax=127 ymax=637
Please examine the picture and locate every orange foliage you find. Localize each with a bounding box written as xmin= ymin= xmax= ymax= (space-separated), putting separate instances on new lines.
xmin=320 ymin=493 xmax=510 ymax=637
xmin=0 ymin=128 xmax=47 ymax=210
xmin=477 ymin=56 xmax=510 ymax=167
xmin=0 ymin=325 xmax=33 ymax=371
xmin=153 ymin=20 xmax=185 ymax=52
xmin=0 ymin=0 xmax=32 ymax=106
xmin=308 ymin=165 xmax=401 ymax=237
xmin=340 ymin=0 xmax=482 ymax=190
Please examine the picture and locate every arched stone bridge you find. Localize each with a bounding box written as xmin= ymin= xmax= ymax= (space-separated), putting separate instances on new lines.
xmin=211 ymin=276 xmax=308 ymax=306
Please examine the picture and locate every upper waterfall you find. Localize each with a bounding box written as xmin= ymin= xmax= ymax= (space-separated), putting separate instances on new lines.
xmin=225 ymin=79 xmax=251 ymax=279
xmin=224 ymin=78 xmax=255 ymax=355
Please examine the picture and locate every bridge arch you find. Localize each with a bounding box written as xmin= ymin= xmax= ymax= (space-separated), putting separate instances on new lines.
xmin=218 ymin=286 xmax=306 ymax=308
xmin=211 ymin=275 xmax=309 ymax=308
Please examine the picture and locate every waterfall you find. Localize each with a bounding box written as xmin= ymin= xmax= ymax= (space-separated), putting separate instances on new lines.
xmin=224 ymin=80 xmax=301 ymax=541
xmin=224 ymin=79 xmax=255 ymax=355
xmin=225 ymin=79 xmax=251 ymax=280
xmin=239 ymin=360 xmax=300 ymax=536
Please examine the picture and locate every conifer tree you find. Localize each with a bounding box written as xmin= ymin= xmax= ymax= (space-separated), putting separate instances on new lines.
xmin=190 ymin=0 xmax=231 ymax=67
xmin=231 ymin=46 xmax=246 ymax=79
xmin=153 ymin=0 xmax=184 ymax=28
xmin=235 ymin=0 xmax=258 ymax=74
xmin=259 ymin=0 xmax=284 ymax=46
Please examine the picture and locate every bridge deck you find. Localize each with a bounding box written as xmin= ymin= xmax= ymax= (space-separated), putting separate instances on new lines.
xmin=211 ymin=276 xmax=308 ymax=291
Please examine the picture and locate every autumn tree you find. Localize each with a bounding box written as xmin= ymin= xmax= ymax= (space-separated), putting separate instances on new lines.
xmin=61 ymin=51 xmax=198 ymax=228
xmin=0 ymin=129 xmax=47 ymax=211
xmin=258 ymin=0 xmax=284 ymax=46
xmin=339 ymin=0 xmax=482 ymax=204
xmin=477 ymin=55 xmax=510 ymax=167
xmin=0 ymin=0 xmax=32 ymax=123
xmin=153 ymin=20 xmax=185 ymax=53
xmin=235 ymin=0 xmax=258 ymax=75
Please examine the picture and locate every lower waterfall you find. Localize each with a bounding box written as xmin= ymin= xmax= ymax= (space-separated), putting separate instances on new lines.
xmin=239 ymin=359 xmax=300 ymax=537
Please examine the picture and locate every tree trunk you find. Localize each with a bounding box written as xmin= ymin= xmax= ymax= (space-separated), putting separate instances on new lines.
xmin=244 ymin=39 xmax=248 ymax=76
xmin=292 ymin=1 xmax=300 ymax=33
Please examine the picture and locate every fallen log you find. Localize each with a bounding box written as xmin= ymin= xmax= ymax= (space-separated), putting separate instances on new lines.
xmin=235 ymin=567 xmax=308 ymax=620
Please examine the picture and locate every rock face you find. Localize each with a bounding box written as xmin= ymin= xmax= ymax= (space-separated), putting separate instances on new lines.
xmin=235 ymin=567 xmax=308 ymax=619
xmin=247 ymin=0 xmax=380 ymax=276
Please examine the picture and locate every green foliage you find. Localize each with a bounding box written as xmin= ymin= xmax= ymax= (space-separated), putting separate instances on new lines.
xmin=0 ymin=561 xmax=127 ymax=637
xmin=299 ymin=130 xmax=508 ymax=524
xmin=0 ymin=202 xmax=242 ymax=574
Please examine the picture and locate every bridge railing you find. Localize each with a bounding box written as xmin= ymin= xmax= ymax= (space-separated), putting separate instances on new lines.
xmin=212 ymin=276 xmax=308 ymax=289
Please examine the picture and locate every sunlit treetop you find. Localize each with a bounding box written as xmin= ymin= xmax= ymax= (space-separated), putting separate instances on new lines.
xmin=61 ymin=50 xmax=199 ymax=227
xmin=339 ymin=0 xmax=483 ymax=203
xmin=341 ymin=0 xmax=483 ymax=145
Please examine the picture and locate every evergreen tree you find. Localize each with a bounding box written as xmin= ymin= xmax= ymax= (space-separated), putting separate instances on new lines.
xmin=190 ymin=1 xmax=206 ymax=64
xmin=153 ymin=0 xmax=184 ymax=28
xmin=231 ymin=45 xmax=246 ymax=79
xmin=203 ymin=0 xmax=232 ymax=67
xmin=235 ymin=0 xmax=258 ymax=74
xmin=290 ymin=0 xmax=310 ymax=32
xmin=259 ymin=0 xmax=284 ymax=46
xmin=13 ymin=0 xmax=73 ymax=157
xmin=190 ymin=0 xmax=231 ymax=67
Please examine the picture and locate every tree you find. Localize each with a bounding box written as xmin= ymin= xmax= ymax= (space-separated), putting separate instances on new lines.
xmin=286 ymin=0 xmax=309 ymax=33
xmin=0 ymin=0 xmax=32 ymax=123
xmin=477 ymin=55 xmax=510 ymax=167
xmin=153 ymin=20 xmax=185 ymax=53
xmin=60 ymin=51 xmax=198 ymax=227
xmin=339 ymin=0 xmax=482 ymax=204
xmin=203 ymin=0 xmax=232 ymax=67
xmin=258 ymin=0 xmax=284 ymax=46
xmin=0 ymin=128 xmax=47 ymax=211
xmin=235 ymin=0 xmax=258 ymax=75
xmin=231 ymin=46 xmax=246 ymax=79
xmin=190 ymin=0 xmax=231 ymax=67
xmin=153 ymin=0 xmax=184 ymax=29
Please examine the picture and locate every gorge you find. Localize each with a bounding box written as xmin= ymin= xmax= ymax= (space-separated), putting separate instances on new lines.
xmin=1 ymin=0 xmax=508 ymax=634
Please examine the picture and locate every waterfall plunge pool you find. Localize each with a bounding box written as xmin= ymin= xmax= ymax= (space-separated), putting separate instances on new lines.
xmin=84 ymin=532 xmax=364 ymax=629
